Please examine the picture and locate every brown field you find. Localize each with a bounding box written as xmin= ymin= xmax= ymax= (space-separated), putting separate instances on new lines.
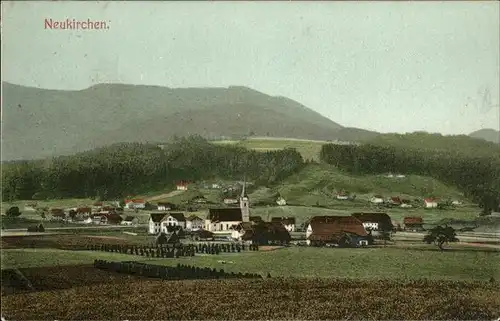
xmin=1 ymin=234 xmax=133 ymax=250
xmin=1 ymin=264 xmax=499 ymax=320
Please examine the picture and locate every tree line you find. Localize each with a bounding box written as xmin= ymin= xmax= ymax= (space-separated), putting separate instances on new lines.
xmin=1 ymin=135 xmax=305 ymax=202
xmin=320 ymin=141 xmax=500 ymax=213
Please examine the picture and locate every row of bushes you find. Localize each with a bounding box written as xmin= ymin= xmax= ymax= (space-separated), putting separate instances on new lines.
xmin=93 ymin=260 xmax=266 ymax=280
xmin=86 ymin=242 xmax=260 ymax=258
xmin=86 ymin=244 xmax=194 ymax=258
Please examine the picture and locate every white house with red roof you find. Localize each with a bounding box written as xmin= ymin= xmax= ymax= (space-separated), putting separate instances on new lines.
xmin=176 ymin=181 xmax=190 ymax=191
xmin=424 ymin=198 xmax=438 ymax=208
xmin=124 ymin=199 xmax=146 ymax=209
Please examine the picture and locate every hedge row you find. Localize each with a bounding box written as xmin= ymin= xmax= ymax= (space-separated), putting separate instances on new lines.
xmin=93 ymin=260 xmax=266 ymax=280
xmin=86 ymin=242 xmax=259 ymax=258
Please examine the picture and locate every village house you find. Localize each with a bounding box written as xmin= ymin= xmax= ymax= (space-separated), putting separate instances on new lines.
xmin=124 ymin=199 xmax=146 ymax=210
xmin=176 ymin=181 xmax=190 ymax=191
xmin=106 ymin=212 xmax=123 ymax=225
xmin=223 ymin=198 xmax=238 ymax=205
xmin=351 ymin=212 xmax=393 ymax=237
xmin=205 ymin=182 xmax=250 ymax=232
xmin=157 ymin=202 xmax=175 ymax=211
xmin=452 ymin=200 xmax=463 ymax=206
xmin=191 ymin=196 xmax=208 ymax=204
xmin=186 ymin=215 xmax=204 ymax=230
xmin=91 ymin=214 xmax=107 ymax=225
xmin=271 ymin=216 xmax=296 ymax=232
xmin=335 ymin=191 xmax=350 ymax=200
xmin=306 ymin=216 xmax=371 ymax=247
xmin=370 ymin=195 xmax=384 ymax=204
xmin=160 ymin=213 xmax=187 ymax=233
xmin=121 ymin=216 xmax=139 ymax=226
xmin=50 ymin=208 xmax=66 ymax=220
xmin=24 ymin=203 xmax=37 ymax=212
xmin=424 ymin=198 xmax=438 ymax=208
xmin=388 ymin=197 xmax=402 ymax=206
xmin=148 ymin=213 xmax=166 ymax=234
xmin=403 ymin=216 xmax=425 ymax=231
xmin=76 ymin=207 xmax=92 ymax=215
xmin=276 ymin=197 xmax=287 ymax=206
xmin=400 ymin=199 xmax=413 ymax=208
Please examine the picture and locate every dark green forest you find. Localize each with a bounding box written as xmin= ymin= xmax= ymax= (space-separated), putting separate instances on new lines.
xmin=320 ymin=134 xmax=500 ymax=213
xmin=1 ymin=136 xmax=304 ymax=201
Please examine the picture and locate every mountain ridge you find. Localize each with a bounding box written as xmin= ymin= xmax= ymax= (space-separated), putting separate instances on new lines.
xmin=469 ymin=128 xmax=500 ymax=144
xmin=2 ymin=82 xmax=353 ymax=160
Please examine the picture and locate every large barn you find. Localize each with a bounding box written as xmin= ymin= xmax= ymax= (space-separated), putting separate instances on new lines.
xmin=306 ymin=216 xmax=371 ymax=247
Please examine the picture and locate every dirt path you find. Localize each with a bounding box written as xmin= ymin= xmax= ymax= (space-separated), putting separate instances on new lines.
xmin=146 ymin=190 xmax=185 ymax=202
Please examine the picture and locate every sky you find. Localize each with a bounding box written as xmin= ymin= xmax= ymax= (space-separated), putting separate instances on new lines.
xmin=2 ymin=1 xmax=499 ymax=135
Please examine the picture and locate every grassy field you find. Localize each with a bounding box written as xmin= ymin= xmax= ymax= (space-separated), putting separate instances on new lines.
xmin=212 ymin=138 xmax=326 ymax=162
xmin=3 ymin=245 xmax=499 ymax=281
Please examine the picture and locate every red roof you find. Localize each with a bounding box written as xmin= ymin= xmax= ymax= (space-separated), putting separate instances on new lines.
xmin=309 ymin=216 xmax=368 ymax=240
xmin=176 ymin=181 xmax=191 ymax=186
xmin=403 ymin=216 xmax=424 ymax=224
xmin=125 ymin=199 xmax=145 ymax=204
xmin=391 ymin=197 xmax=401 ymax=203
xmin=424 ymin=198 xmax=437 ymax=203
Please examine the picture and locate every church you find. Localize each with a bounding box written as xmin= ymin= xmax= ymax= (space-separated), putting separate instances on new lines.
xmin=204 ymin=181 xmax=250 ymax=232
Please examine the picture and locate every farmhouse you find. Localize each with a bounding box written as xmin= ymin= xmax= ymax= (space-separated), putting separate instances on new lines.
xmin=121 ymin=216 xmax=138 ymax=226
xmin=186 ymin=215 xmax=204 ymax=230
xmin=336 ymin=191 xmax=349 ymax=200
xmin=205 ymin=182 xmax=250 ymax=232
xmin=76 ymin=207 xmax=92 ymax=215
xmin=50 ymin=208 xmax=66 ymax=219
xmin=306 ymin=216 xmax=370 ymax=247
xmin=271 ymin=216 xmax=296 ymax=232
xmin=232 ymin=221 xmax=291 ymax=245
xmin=160 ymin=213 xmax=187 ymax=232
xmin=351 ymin=212 xmax=393 ymax=236
xmin=370 ymin=195 xmax=384 ymax=204
xmin=157 ymin=202 xmax=175 ymax=211
xmin=276 ymin=197 xmax=287 ymax=206
xmin=223 ymin=198 xmax=238 ymax=205
xmin=176 ymin=181 xmax=190 ymax=191
xmin=423 ymin=198 xmax=438 ymax=208
xmin=125 ymin=199 xmax=146 ymax=209
xmin=403 ymin=216 xmax=425 ymax=231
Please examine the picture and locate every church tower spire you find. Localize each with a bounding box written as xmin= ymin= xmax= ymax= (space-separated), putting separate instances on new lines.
xmin=240 ymin=177 xmax=249 ymax=222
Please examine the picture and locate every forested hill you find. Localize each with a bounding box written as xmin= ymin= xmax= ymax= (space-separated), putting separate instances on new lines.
xmin=3 ymin=82 xmax=351 ymax=161
xmin=320 ymin=132 xmax=500 ymax=213
xmin=366 ymin=132 xmax=500 ymax=157
xmin=1 ymin=136 xmax=305 ymax=201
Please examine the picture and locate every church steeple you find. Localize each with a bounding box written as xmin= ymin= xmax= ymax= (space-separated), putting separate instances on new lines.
xmin=240 ymin=177 xmax=249 ymax=222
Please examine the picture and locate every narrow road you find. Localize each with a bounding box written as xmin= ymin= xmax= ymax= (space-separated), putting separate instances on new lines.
xmin=146 ymin=190 xmax=185 ymax=202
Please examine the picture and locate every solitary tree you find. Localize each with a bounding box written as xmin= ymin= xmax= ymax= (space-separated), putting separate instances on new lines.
xmin=6 ymin=206 xmax=21 ymax=217
xmin=423 ymin=225 xmax=459 ymax=250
